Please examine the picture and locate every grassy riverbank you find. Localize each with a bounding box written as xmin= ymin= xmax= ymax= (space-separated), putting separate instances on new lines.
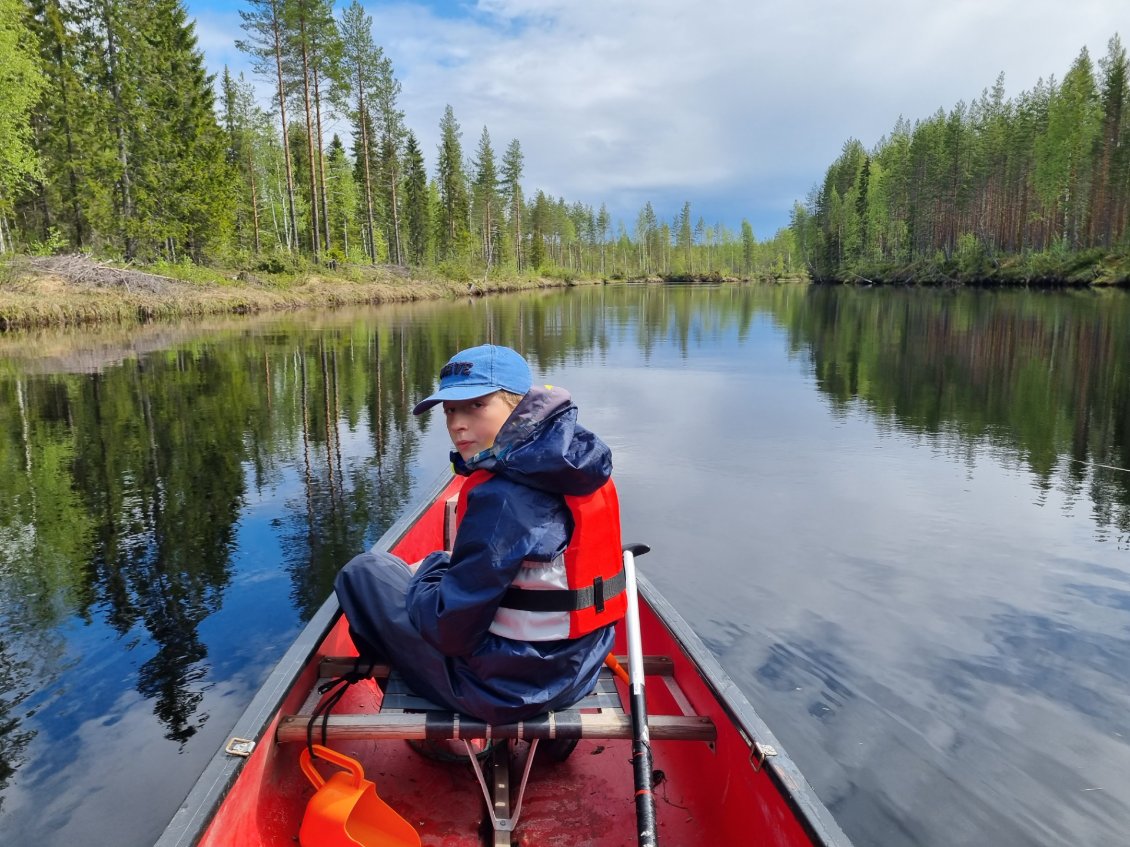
xmin=0 ymin=255 xmax=612 ymax=330
xmin=812 ymin=247 xmax=1130 ymax=287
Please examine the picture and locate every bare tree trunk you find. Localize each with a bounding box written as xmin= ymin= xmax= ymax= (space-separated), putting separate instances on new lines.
xmin=356 ymin=77 xmax=377 ymax=263
xmin=297 ymin=11 xmax=320 ymax=260
xmin=248 ymin=145 xmax=261 ymax=253
xmin=388 ymin=152 xmax=403 ymax=264
xmin=313 ymin=66 xmax=331 ymax=253
xmin=101 ymin=1 xmax=134 ymax=259
xmin=513 ymin=192 xmax=522 ymax=272
xmin=269 ymin=6 xmax=299 ymax=251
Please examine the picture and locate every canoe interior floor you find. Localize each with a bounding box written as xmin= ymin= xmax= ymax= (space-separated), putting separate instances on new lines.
xmin=276 ymin=664 xmax=714 ymax=846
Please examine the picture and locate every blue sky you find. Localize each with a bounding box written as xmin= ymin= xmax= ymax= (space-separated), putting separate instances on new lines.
xmin=187 ymin=0 xmax=1126 ymax=239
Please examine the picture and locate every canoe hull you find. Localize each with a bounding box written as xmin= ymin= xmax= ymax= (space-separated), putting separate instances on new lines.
xmin=158 ymin=475 xmax=851 ymax=847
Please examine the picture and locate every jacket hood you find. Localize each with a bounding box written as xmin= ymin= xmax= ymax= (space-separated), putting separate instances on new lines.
xmin=451 ymin=385 xmax=611 ymax=496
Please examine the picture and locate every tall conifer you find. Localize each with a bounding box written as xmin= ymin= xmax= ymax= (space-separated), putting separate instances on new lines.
xmin=472 ymin=126 xmax=500 ymax=269
xmin=436 ymin=105 xmax=469 ymax=262
xmin=402 ymin=130 xmax=429 ymax=265
xmin=238 ymin=0 xmax=300 ymax=252
xmin=501 ymin=139 xmax=524 ymax=271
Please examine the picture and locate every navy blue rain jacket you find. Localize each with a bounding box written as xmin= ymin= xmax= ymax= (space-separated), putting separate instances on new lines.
xmin=336 ymin=385 xmax=617 ymax=724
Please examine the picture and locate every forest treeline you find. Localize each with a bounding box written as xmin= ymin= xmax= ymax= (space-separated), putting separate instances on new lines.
xmin=792 ymin=36 xmax=1130 ymax=285
xmin=0 ymin=0 xmax=796 ymax=282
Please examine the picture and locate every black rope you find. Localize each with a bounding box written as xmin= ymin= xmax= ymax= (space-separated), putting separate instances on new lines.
xmin=305 ymin=659 xmax=377 ymax=760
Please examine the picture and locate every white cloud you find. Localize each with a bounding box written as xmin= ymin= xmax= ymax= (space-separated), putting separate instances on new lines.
xmin=189 ymin=0 xmax=1127 ymax=236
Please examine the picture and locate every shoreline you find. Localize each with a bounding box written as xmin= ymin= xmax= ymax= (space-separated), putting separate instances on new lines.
xmin=5 ymin=250 xmax=1127 ymax=334
xmin=0 ymin=255 xmax=613 ymax=331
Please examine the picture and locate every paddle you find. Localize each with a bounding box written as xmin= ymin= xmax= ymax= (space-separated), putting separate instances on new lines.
xmin=622 ymin=543 xmax=658 ymax=847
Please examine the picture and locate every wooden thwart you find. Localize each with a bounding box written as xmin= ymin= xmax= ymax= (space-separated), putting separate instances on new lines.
xmin=278 ymin=654 xmax=715 ymax=745
xmin=278 ymin=710 xmax=715 ymax=743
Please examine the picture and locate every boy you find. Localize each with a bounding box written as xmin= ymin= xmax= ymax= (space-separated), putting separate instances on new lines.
xmin=334 ymin=344 xmax=626 ymax=726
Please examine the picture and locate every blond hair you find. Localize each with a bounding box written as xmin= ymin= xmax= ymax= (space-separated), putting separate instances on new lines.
xmin=498 ymin=390 xmax=525 ymax=410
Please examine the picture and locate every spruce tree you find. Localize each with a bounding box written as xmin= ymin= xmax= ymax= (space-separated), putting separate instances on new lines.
xmin=741 ymin=220 xmax=756 ymax=276
xmin=472 ymin=126 xmax=500 ymax=269
xmin=436 ymin=105 xmax=469 ymax=262
xmin=501 ymin=138 xmax=524 ymax=271
xmin=402 ymin=130 xmax=429 ymax=264
xmin=23 ymin=0 xmax=84 ymax=247
xmin=325 ymin=134 xmax=358 ymax=258
xmin=133 ymin=0 xmax=233 ymax=260
xmin=371 ymin=52 xmax=405 ymax=264
xmin=596 ymin=203 xmax=610 ymax=275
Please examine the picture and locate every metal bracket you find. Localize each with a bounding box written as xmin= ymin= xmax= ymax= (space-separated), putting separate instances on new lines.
xmin=224 ymin=737 xmax=256 ymax=757
xmin=465 ymin=739 xmax=540 ymax=838
xmin=750 ymin=742 xmax=778 ymax=772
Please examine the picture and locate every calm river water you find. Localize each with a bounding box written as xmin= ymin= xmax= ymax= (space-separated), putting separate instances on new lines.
xmin=2 ymin=283 xmax=1129 ymax=846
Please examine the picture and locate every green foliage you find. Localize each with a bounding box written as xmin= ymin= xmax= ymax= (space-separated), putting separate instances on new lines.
xmin=149 ymin=257 xmax=222 ymax=285
xmin=797 ymin=34 xmax=1129 ymax=283
xmin=8 ymin=0 xmax=771 ymax=282
xmin=435 ymin=105 xmax=470 ymax=263
xmin=0 ymin=0 xmax=46 ymax=215
xmin=435 ymin=259 xmax=472 ymax=282
xmin=28 ymin=227 xmax=67 ymax=256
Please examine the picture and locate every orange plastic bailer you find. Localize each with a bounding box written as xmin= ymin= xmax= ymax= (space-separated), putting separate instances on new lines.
xmin=298 ymin=744 xmax=421 ymax=847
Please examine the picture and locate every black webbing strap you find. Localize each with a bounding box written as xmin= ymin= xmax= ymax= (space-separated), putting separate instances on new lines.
xmin=500 ymin=568 xmax=626 ymax=613
xmin=305 ymin=658 xmax=376 ymax=758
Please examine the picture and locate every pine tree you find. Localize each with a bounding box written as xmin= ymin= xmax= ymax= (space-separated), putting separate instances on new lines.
xmin=528 ymin=190 xmax=549 ymax=269
xmin=238 ymin=0 xmax=299 ymax=252
xmin=303 ymin=0 xmax=341 ymax=256
xmin=1093 ymin=36 xmax=1128 ymax=246
xmin=286 ymin=0 xmax=325 ymax=259
xmin=337 ymin=0 xmax=382 ymax=263
xmin=349 ymin=104 xmax=379 ymax=260
xmin=676 ymin=201 xmax=693 ymax=272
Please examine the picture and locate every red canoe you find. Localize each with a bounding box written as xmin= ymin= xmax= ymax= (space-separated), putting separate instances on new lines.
xmin=157 ymin=474 xmax=852 ymax=847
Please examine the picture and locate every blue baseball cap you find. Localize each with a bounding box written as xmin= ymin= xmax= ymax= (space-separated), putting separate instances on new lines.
xmin=412 ymin=344 xmax=532 ymax=415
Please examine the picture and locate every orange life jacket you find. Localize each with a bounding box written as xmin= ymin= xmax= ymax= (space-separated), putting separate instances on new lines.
xmin=455 ymin=469 xmax=626 ymax=640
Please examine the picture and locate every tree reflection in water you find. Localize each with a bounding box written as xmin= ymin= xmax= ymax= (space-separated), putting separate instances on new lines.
xmin=1 ymin=287 xmax=1130 ymax=843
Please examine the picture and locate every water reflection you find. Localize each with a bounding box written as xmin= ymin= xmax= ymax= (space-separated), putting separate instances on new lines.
xmin=1 ymin=285 xmax=1130 ymax=845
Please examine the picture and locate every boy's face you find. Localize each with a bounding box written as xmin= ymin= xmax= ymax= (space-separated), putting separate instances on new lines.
xmin=443 ymin=392 xmax=514 ymax=461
